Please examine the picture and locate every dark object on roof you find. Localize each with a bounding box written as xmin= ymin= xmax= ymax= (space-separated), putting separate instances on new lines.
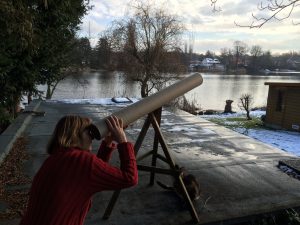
xmin=111 ymin=97 xmax=133 ymax=104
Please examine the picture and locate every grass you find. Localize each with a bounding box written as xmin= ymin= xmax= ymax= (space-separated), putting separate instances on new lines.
xmin=208 ymin=116 xmax=264 ymax=130
xmin=173 ymin=95 xmax=201 ymax=115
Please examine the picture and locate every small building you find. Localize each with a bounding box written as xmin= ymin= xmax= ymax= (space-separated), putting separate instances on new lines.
xmin=265 ymin=82 xmax=300 ymax=131
xmin=201 ymin=57 xmax=220 ymax=67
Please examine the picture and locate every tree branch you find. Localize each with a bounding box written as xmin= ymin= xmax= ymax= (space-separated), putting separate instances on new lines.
xmin=235 ymin=0 xmax=300 ymax=28
xmin=210 ymin=0 xmax=222 ymax=12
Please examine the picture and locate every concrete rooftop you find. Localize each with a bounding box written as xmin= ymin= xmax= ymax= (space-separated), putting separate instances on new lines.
xmin=1 ymin=100 xmax=300 ymax=225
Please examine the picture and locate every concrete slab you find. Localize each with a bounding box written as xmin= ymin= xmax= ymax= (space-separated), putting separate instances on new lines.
xmin=0 ymin=100 xmax=42 ymax=164
xmin=1 ymin=101 xmax=300 ymax=225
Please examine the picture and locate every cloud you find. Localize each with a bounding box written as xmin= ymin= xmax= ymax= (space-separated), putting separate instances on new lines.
xmin=220 ymin=0 xmax=258 ymax=16
xmin=81 ymin=0 xmax=300 ymax=53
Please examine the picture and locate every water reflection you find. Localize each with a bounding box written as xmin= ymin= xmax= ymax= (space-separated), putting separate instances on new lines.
xmin=51 ymin=71 xmax=300 ymax=111
xmin=52 ymin=71 xmax=140 ymax=99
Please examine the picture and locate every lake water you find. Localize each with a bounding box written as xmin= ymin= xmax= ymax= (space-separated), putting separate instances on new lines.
xmin=51 ymin=71 xmax=300 ymax=111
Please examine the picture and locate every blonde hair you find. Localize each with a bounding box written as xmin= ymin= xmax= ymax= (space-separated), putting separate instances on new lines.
xmin=47 ymin=115 xmax=91 ymax=154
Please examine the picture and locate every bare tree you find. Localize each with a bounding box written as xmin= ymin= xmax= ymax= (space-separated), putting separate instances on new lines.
xmin=107 ymin=1 xmax=185 ymax=97
xmin=211 ymin=0 xmax=300 ymax=28
xmin=220 ymin=47 xmax=234 ymax=71
xmin=249 ymin=45 xmax=263 ymax=73
xmin=233 ymin=40 xmax=248 ymax=70
xmin=250 ymin=45 xmax=263 ymax=57
xmin=94 ymin=34 xmax=112 ymax=69
xmin=238 ymin=94 xmax=253 ymax=120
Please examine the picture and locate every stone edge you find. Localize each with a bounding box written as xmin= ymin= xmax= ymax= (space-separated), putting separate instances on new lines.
xmin=0 ymin=100 xmax=42 ymax=165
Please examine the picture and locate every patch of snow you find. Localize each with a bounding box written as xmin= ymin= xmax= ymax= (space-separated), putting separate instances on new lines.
xmin=161 ymin=122 xmax=176 ymax=126
xmin=190 ymin=139 xmax=207 ymax=143
xmin=250 ymin=110 xmax=267 ymax=117
xmin=167 ymin=126 xmax=198 ymax=132
xmin=48 ymin=98 xmax=139 ymax=105
xmin=243 ymin=129 xmax=300 ymax=156
xmin=199 ymin=128 xmax=216 ymax=135
xmin=223 ymin=121 xmax=238 ymax=125
xmin=201 ymin=110 xmax=300 ymax=157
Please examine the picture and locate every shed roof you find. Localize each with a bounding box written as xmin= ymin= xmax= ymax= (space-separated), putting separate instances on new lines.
xmin=265 ymin=82 xmax=300 ymax=87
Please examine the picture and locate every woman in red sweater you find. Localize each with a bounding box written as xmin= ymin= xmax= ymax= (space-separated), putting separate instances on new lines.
xmin=20 ymin=115 xmax=138 ymax=225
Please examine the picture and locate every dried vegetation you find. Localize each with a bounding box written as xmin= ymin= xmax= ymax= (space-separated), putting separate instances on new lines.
xmin=0 ymin=136 xmax=31 ymax=220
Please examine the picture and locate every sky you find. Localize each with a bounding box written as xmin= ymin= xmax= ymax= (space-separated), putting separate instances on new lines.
xmin=79 ymin=0 xmax=300 ymax=55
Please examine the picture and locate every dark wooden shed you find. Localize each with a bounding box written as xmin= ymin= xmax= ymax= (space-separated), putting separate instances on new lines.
xmin=265 ymin=82 xmax=300 ymax=132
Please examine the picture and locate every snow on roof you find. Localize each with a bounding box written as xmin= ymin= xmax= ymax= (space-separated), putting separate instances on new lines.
xmin=47 ymin=98 xmax=139 ymax=105
xmin=45 ymin=99 xmax=300 ymax=157
xmin=201 ymin=110 xmax=300 ymax=156
xmin=239 ymin=128 xmax=300 ymax=156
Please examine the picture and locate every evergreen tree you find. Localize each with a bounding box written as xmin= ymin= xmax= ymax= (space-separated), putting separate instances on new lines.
xmin=0 ymin=0 xmax=36 ymax=117
xmin=0 ymin=0 xmax=91 ymax=114
xmin=33 ymin=0 xmax=90 ymax=99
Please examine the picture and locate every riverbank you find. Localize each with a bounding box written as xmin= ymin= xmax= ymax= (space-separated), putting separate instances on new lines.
xmin=201 ymin=110 xmax=300 ymax=156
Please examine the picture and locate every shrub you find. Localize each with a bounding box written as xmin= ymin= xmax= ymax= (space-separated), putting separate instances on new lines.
xmin=172 ymin=95 xmax=201 ymax=115
xmin=0 ymin=107 xmax=12 ymax=134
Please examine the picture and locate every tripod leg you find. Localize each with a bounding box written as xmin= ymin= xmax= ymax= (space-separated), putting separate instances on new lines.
xmin=150 ymin=112 xmax=200 ymax=223
xmin=134 ymin=116 xmax=151 ymax=155
xmin=102 ymin=190 xmax=121 ymax=219
xmin=149 ymin=113 xmax=176 ymax=169
xmin=149 ymin=134 xmax=159 ymax=185
xmin=149 ymin=108 xmax=162 ymax=185
xmin=178 ymin=176 xmax=200 ymax=223
xmin=102 ymin=116 xmax=151 ymax=220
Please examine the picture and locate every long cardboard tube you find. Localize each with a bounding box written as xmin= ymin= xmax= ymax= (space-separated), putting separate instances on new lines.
xmin=96 ymin=73 xmax=203 ymax=138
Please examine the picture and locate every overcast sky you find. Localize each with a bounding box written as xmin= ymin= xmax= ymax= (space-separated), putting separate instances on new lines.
xmin=79 ymin=0 xmax=300 ymax=55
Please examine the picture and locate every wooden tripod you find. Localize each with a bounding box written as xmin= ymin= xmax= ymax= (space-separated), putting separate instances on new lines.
xmin=102 ymin=107 xmax=200 ymax=223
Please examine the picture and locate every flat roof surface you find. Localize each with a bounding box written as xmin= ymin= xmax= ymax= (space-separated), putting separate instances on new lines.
xmin=1 ymin=100 xmax=300 ymax=225
xmin=265 ymin=82 xmax=300 ymax=87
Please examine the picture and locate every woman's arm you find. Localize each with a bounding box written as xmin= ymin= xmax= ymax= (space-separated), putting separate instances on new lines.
xmin=88 ymin=116 xmax=138 ymax=192
xmin=96 ymin=116 xmax=124 ymax=162
xmin=96 ymin=140 xmax=116 ymax=162
xmin=89 ymin=142 xmax=138 ymax=192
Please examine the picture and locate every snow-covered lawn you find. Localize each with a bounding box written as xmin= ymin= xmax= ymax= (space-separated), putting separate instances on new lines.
xmin=201 ymin=110 xmax=300 ymax=157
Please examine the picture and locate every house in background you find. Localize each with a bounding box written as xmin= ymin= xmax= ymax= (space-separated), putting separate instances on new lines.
xmin=188 ymin=58 xmax=225 ymax=72
xmin=264 ymin=82 xmax=300 ymax=132
xmin=286 ymin=55 xmax=300 ymax=70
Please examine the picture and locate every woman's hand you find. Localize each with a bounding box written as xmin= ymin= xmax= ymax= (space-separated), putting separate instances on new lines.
xmin=105 ymin=116 xmax=127 ymax=144
xmin=104 ymin=132 xmax=114 ymax=148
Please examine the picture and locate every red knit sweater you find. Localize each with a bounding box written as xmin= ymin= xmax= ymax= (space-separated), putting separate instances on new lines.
xmin=20 ymin=141 xmax=138 ymax=225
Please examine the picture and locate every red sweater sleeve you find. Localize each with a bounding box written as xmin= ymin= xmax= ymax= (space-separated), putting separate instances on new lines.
xmin=88 ymin=142 xmax=138 ymax=193
xmin=96 ymin=140 xmax=116 ymax=162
